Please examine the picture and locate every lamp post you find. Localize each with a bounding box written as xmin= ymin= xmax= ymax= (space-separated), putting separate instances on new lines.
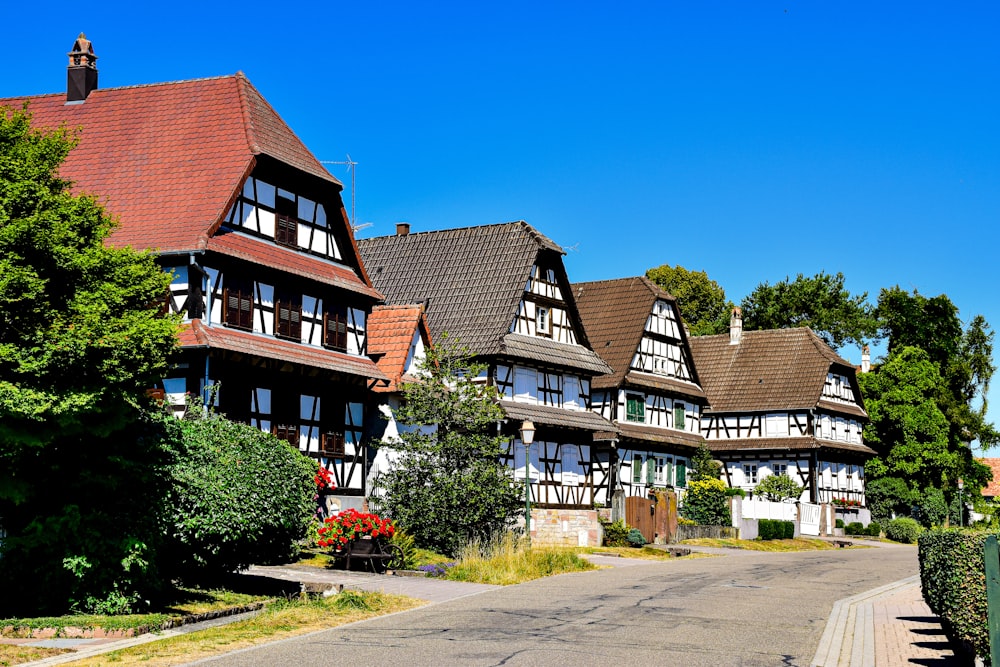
xmin=958 ymin=479 xmax=964 ymax=528
xmin=520 ymin=420 xmax=535 ymax=546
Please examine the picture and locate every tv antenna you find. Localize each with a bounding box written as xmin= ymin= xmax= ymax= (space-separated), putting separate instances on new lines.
xmin=321 ymin=155 xmax=358 ymax=227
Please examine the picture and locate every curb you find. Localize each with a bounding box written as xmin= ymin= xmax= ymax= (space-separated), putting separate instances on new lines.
xmin=811 ymin=575 xmax=920 ymax=667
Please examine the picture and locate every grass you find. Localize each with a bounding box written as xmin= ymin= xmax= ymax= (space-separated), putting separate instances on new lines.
xmin=442 ymin=533 xmax=596 ymax=585
xmin=0 ymin=587 xmax=270 ymax=638
xmin=581 ymin=545 xmax=702 ymax=560
xmin=680 ymin=537 xmax=857 ymax=551
xmin=0 ymin=646 xmax=72 ymax=666
xmin=27 ymin=591 xmax=423 ymax=667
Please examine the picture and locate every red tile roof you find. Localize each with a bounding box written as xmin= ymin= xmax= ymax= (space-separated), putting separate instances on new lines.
xmin=178 ymin=319 xmax=387 ymax=381
xmin=2 ymin=74 xmax=339 ymax=253
xmin=367 ymin=305 xmax=431 ymax=392
xmin=979 ymin=458 xmax=1000 ymax=497
xmin=207 ymin=231 xmax=382 ymax=297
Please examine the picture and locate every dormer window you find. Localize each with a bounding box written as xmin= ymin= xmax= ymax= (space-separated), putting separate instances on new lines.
xmin=537 ymin=306 xmax=550 ymax=336
xmin=275 ymin=195 xmax=298 ymax=248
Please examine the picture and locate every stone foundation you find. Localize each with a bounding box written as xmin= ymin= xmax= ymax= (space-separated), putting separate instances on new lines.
xmin=529 ymin=509 xmax=601 ymax=547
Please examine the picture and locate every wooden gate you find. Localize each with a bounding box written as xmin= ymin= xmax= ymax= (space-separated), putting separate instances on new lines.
xmin=626 ymin=496 xmax=655 ymax=543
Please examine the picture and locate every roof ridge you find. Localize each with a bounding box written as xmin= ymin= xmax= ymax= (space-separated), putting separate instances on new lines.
xmin=0 ymin=73 xmax=242 ymax=102
xmin=361 ymin=220 xmax=563 ymax=252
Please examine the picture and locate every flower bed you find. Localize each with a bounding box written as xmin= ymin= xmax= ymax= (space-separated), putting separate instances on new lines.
xmin=317 ymin=509 xmax=395 ymax=549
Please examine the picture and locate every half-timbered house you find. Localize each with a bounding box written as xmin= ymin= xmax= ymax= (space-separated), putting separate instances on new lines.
xmin=358 ymin=222 xmax=616 ymax=536
xmin=573 ymin=277 xmax=708 ymax=503
xmin=3 ymin=37 xmax=387 ymax=509
xmin=688 ymin=309 xmax=874 ymax=504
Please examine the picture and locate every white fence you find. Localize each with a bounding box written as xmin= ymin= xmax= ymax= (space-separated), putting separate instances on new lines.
xmin=738 ymin=498 xmax=798 ymax=521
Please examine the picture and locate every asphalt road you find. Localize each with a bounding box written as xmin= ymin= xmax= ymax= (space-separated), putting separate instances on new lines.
xmin=194 ymin=544 xmax=917 ymax=667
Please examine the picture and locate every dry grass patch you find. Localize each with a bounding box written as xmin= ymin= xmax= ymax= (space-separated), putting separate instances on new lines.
xmin=0 ymin=645 xmax=72 ymax=666
xmin=58 ymin=591 xmax=423 ymax=667
xmin=681 ymin=537 xmax=856 ymax=551
xmin=444 ymin=534 xmax=596 ymax=585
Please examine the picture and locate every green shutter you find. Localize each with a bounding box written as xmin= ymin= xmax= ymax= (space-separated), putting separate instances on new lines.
xmin=676 ymin=460 xmax=687 ymax=487
xmin=627 ymin=396 xmax=645 ymax=423
xmin=674 ymin=406 xmax=685 ymax=430
xmin=646 ymin=458 xmax=656 ymax=485
xmin=633 ymin=455 xmax=643 ymax=484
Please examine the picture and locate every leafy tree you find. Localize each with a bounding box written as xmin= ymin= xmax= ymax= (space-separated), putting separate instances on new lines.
xmin=645 ymin=264 xmax=732 ymax=335
xmin=740 ymin=271 xmax=878 ymax=349
xmin=373 ymin=337 xmax=523 ymax=556
xmin=863 ymin=476 xmax=915 ymax=523
xmin=0 ymin=105 xmax=179 ymax=615
xmin=753 ymin=473 xmax=803 ymax=502
xmin=877 ymin=287 xmax=998 ymax=450
xmin=681 ymin=478 xmax=731 ymax=526
xmin=690 ymin=441 xmax=721 ymax=482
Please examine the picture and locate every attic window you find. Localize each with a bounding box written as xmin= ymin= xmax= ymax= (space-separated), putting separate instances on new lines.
xmin=537 ymin=307 xmax=550 ymax=336
xmin=275 ymin=195 xmax=298 ymax=248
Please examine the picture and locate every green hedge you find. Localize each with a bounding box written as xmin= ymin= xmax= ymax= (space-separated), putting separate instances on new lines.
xmin=758 ymin=519 xmax=794 ymax=540
xmin=886 ymin=517 xmax=922 ymax=544
xmin=918 ymin=529 xmax=993 ymax=659
xmin=601 ymin=520 xmax=630 ymax=547
xmin=845 ymin=522 xmax=865 ymax=536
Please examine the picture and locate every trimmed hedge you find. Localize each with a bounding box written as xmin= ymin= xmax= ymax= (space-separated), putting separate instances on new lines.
xmin=867 ymin=520 xmax=882 ymax=537
xmin=918 ymin=529 xmax=993 ymax=660
xmin=845 ymin=522 xmax=865 ymax=536
xmin=886 ymin=517 xmax=922 ymax=544
xmin=758 ymin=519 xmax=794 ymax=540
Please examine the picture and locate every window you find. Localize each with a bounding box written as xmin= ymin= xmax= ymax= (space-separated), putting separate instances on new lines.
xmin=224 ymin=278 xmax=253 ymax=330
xmin=626 ymin=394 xmax=645 ymax=423
xmin=325 ymin=304 xmax=348 ymax=351
xmin=537 ymin=306 xmax=550 ymax=336
xmin=655 ymin=457 xmax=666 ymax=484
xmin=275 ymin=291 xmax=302 ymax=340
xmin=674 ymin=405 xmax=686 ymax=430
xmin=743 ymin=464 xmax=758 ymax=485
xmin=321 ymin=431 xmax=345 ymax=456
xmin=273 ymin=423 xmax=299 ymax=447
xmin=275 ymin=195 xmax=298 ymax=247
xmin=773 ymin=463 xmax=788 ymax=477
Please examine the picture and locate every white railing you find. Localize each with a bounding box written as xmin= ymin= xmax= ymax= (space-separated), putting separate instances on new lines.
xmin=739 ymin=498 xmax=798 ymax=521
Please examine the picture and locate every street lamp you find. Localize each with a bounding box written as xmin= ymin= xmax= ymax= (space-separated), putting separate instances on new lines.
xmin=958 ymin=479 xmax=964 ymax=528
xmin=520 ymin=420 xmax=535 ymax=546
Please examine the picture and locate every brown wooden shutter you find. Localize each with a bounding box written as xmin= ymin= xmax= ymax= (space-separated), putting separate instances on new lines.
xmin=324 ymin=306 xmax=348 ymax=351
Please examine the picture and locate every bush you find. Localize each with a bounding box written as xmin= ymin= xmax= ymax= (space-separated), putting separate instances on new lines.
xmin=885 ymin=517 xmax=922 ymax=544
xmin=919 ymin=529 xmax=992 ymax=658
xmin=601 ymin=520 xmax=630 ymax=547
xmin=754 ymin=474 xmax=803 ymax=502
xmin=758 ymin=519 xmax=794 ymax=540
xmin=626 ymin=528 xmax=646 ymax=547
xmin=915 ymin=487 xmax=949 ymax=528
xmin=682 ymin=479 xmax=732 ymax=526
xmin=724 ymin=487 xmax=746 ymax=498
xmin=865 ymin=476 xmax=916 ymax=523
xmin=835 ymin=519 xmax=845 ymax=529
xmin=162 ymin=413 xmax=317 ymax=580
xmin=867 ymin=520 xmax=882 ymax=537
xmin=845 ymin=522 xmax=865 ymax=536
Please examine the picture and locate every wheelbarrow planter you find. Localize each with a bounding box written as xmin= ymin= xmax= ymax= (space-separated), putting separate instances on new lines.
xmin=330 ymin=536 xmax=405 ymax=573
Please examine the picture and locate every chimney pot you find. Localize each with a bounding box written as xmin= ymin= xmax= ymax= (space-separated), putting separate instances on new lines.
xmin=396 ymin=222 xmax=410 ymax=236
xmin=861 ymin=344 xmax=871 ymax=373
xmin=67 ymin=33 xmax=98 ymax=102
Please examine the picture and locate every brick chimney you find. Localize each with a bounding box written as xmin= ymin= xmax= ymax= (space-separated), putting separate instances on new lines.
xmin=67 ymin=33 xmax=98 ymax=103
xmin=395 ymin=222 xmax=410 ymax=236
xmin=729 ymin=307 xmax=743 ymax=345
xmin=861 ymin=344 xmax=871 ymax=373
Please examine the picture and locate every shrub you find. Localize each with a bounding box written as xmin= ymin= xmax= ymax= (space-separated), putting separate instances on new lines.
xmin=867 ymin=520 xmax=882 ymax=537
xmin=845 ymin=522 xmax=865 ymax=536
xmin=835 ymin=519 xmax=845 ymax=529
xmin=682 ymin=479 xmax=732 ymax=526
xmin=885 ymin=517 xmax=922 ymax=544
xmin=918 ymin=529 xmax=992 ymax=658
xmin=626 ymin=528 xmax=646 ymax=547
xmin=754 ymin=474 xmax=803 ymax=502
xmin=915 ymin=487 xmax=949 ymax=528
xmin=865 ymin=476 xmax=916 ymax=523
xmin=601 ymin=520 xmax=630 ymax=547
xmin=724 ymin=487 xmax=746 ymax=498
xmin=758 ymin=519 xmax=794 ymax=540
xmin=390 ymin=530 xmax=418 ymax=570
xmin=162 ymin=413 xmax=317 ymax=580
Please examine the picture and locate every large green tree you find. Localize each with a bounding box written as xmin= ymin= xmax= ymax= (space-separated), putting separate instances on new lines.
xmin=645 ymin=264 xmax=732 ymax=335
xmin=372 ymin=338 xmax=523 ymax=556
xmin=0 ymin=105 xmax=180 ymax=614
xmin=740 ymin=271 xmax=878 ymax=349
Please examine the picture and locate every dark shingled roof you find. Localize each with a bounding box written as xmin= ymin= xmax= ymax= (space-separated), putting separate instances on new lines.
xmin=358 ymin=222 xmax=608 ymax=373
xmin=707 ymin=436 xmax=876 ymax=457
xmin=573 ymin=276 xmax=702 ymax=393
xmin=615 ymin=422 xmax=706 ymax=449
xmin=688 ymin=327 xmax=867 ymax=417
xmin=500 ymin=401 xmax=616 ymax=435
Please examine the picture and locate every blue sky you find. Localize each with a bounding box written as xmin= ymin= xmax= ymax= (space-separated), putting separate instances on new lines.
xmin=5 ymin=2 xmax=1000 ymax=449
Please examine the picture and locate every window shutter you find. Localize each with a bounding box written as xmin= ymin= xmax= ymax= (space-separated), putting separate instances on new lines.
xmin=646 ymin=458 xmax=656 ymax=485
xmin=676 ymin=461 xmax=687 ymax=487
xmin=632 ymin=455 xmax=643 ymax=484
xmin=325 ymin=307 xmax=348 ymax=351
xmin=674 ymin=406 xmax=685 ymax=430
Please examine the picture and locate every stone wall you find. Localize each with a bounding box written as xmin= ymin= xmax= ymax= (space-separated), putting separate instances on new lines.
xmin=529 ymin=509 xmax=602 ymax=547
